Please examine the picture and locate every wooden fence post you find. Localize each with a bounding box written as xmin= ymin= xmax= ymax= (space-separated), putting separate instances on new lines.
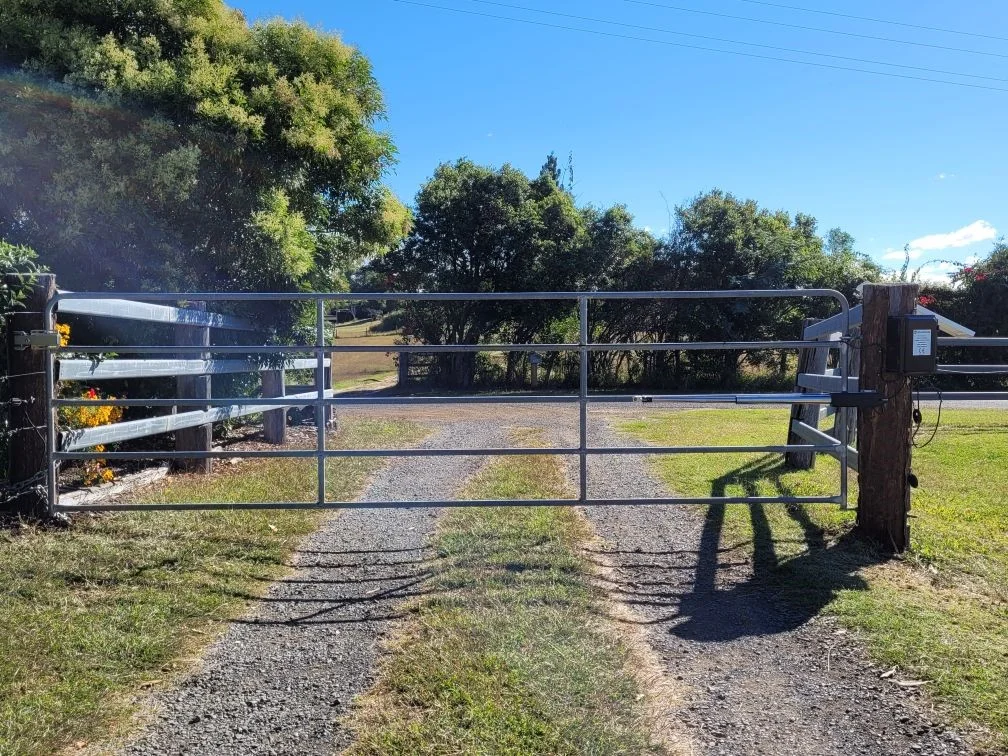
xmin=398 ymin=351 xmax=410 ymax=387
xmin=4 ymin=273 xmax=56 ymax=518
xmin=175 ymin=302 xmax=212 ymax=474
xmin=785 ymin=318 xmax=830 ymax=469
xmin=857 ymin=283 xmax=918 ymax=552
xmin=262 ymin=368 xmax=286 ymax=444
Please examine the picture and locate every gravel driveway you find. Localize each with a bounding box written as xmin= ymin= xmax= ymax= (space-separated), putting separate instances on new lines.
xmin=118 ymin=401 xmax=975 ymax=755
xmin=119 ymin=421 xmax=507 ymax=756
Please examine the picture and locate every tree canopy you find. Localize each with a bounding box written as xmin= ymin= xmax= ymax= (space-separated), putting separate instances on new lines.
xmin=0 ymin=0 xmax=408 ymax=294
xmin=378 ymin=160 xmax=881 ymax=389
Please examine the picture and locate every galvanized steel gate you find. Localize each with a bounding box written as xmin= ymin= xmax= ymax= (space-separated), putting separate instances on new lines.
xmin=45 ymin=289 xmax=857 ymax=514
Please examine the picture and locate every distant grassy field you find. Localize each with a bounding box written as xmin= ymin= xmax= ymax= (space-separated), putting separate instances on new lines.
xmin=619 ymin=408 xmax=1008 ymax=749
xmin=0 ymin=419 xmax=426 ymax=756
xmin=347 ymin=429 xmax=662 ymax=755
xmin=330 ymin=321 xmax=399 ymax=390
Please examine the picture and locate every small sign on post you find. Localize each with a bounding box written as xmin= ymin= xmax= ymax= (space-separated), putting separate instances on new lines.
xmin=530 ymin=352 xmax=542 ymax=388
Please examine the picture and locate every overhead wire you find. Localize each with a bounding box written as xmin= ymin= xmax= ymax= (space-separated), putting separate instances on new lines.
xmin=622 ymin=0 xmax=1008 ymax=59
xmin=735 ymin=0 xmax=1008 ymax=44
xmin=390 ymin=0 xmax=1008 ymax=94
xmin=459 ymin=0 xmax=1008 ymax=83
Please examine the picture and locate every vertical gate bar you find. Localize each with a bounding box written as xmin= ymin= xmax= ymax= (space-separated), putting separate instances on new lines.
xmin=579 ymin=296 xmax=588 ymax=504
xmin=839 ymin=310 xmax=850 ymax=509
xmin=316 ymin=297 xmax=326 ymax=505
xmin=45 ymin=299 xmax=58 ymax=516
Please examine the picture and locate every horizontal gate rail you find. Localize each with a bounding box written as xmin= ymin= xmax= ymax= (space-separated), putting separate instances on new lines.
xmin=57 ymin=442 xmax=840 ymax=462
xmin=44 ymin=288 xmax=857 ymax=514
xmin=55 ymin=495 xmax=845 ymax=513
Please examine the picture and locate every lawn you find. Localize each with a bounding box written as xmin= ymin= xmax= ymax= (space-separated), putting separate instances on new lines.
xmin=0 ymin=418 xmax=426 ymax=756
xmin=618 ymin=408 xmax=1008 ymax=749
xmin=347 ymin=429 xmax=663 ymax=755
xmin=330 ymin=322 xmax=400 ymax=390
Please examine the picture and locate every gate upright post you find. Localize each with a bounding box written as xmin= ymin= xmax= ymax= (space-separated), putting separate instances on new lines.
xmin=175 ymin=301 xmax=212 ymax=474
xmin=856 ymin=283 xmax=917 ymax=552
xmin=578 ymin=296 xmax=588 ymax=504
xmin=4 ymin=273 xmax=57 ymax=518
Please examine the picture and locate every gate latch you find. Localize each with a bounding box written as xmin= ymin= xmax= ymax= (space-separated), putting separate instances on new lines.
xmin=13 ymin=330 xmax=61 ymax=351
xmin=830 ymin=391 xmax=885 ymax=409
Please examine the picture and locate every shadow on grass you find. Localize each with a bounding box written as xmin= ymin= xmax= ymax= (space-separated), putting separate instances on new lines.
xmin=597 ymin=455 xmax=888 ymax=642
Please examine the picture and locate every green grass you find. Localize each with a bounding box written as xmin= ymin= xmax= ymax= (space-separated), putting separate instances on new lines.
xmin=0 ymin=418 xmax=426 ymax=756
xmin=618 ymin=408 xmax=1008 ymax=749
xmin=347 ymin=429 xmax=660 ymax=755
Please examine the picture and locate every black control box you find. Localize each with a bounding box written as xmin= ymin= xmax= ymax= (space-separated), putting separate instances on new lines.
xmin=886 ymin=314 xmax=938 ymax=375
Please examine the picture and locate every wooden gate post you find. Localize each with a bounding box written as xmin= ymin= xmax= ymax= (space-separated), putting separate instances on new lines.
xmin=175 ymin=302 xmax=212 ymax=474
xmin=856 ymin=283 xmax=918 ymax=552
xmin=4 ymin=273 xmax=56 ymax=518
xmin=785 ymin=318 xmax=829 ymax=470
xmin=262 ymin=368 xmax=286 ymax=444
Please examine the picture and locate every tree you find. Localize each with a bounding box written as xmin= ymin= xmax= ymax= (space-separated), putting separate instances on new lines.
xmin=380 ymin=157 xmax=586 ymax=387
xmin=0 ymin=0 xmax=408 ymax=303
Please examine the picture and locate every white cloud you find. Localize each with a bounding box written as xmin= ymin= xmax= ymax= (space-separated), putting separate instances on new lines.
xmin=881 ymin=247 xmax=920 ymax=261
xmin=914 ymin=261 xmax=958 ymax=284
xmin=643 ymin=225 xmax=652 ymax=233
xmin=907 ymin=220 xmax=996 ymax=254
xmin=936 ymin=172 xmax=955 ymax=180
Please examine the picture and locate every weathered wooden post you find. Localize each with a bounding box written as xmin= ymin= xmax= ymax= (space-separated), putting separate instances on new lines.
xmin=857 ymin=283 xmax=918 ymax=552
xmin=262 ymin=368 xmax=286 ymax=444
xmin=175 ymin=302 xmax=212 ymax=474
xmin=397 ymin=351 xmax=410 ymax=387
xmin=785 ymin=318 xmax=830 ymax=470
xmin=4 ymin=273 xmax=56 ymax=518
xmin=530 ymin=352 xmax=541 ymax=388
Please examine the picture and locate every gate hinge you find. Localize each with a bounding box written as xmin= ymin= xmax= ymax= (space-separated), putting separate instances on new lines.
xmin=830 ymin=391 xmax=885 ymax=409
xmin=13 ymin=330 xmax=61 ymax=350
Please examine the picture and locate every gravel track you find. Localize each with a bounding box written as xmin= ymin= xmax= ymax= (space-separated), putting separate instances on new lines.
xmin=119 ymin=421 xmax=506 ymax=756
xmin=118 ymin=401 xmax=976 ymax=755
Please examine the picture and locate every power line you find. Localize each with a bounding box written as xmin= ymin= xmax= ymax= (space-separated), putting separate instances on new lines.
xmin=458 ymin=0 xmax=1007 ymax=83
xmin=390 ymin=0 xmax=1008 ymax=94
xmin=736 ymin=0 xmax=1008 ymax=44
xmin=623 ymin=0 xmax=1008 ymax=60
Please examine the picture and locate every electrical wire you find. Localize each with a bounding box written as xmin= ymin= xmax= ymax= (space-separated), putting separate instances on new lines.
xmin=912 ymin=378 xmax=942 ymax=449
xmin=735 ymin=0 xmax=1008 ymax=44
xmin=458 ymin=0 xmax=1008 ymax=83
xmin=622 ymin=0 xmax=1008 ymax=60
xmin=390 ymin=0 xmax=1008 ymax=94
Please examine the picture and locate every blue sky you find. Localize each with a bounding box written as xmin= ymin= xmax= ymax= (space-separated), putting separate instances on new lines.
xmin=232 ymin=0 xmax=1006 ymax=280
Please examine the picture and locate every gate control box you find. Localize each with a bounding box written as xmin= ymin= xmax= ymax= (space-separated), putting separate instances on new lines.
xmin=886 ymin=314 xmax=938 ymax=375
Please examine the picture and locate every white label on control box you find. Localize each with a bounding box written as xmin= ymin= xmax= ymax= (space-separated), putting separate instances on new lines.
xmin=912 ymin=329 xmax=932 ymax=357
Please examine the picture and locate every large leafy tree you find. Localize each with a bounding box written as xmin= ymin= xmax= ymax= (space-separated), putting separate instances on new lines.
xmin=379 ymin=157 xmax=586 ymax=387
xmin=0 ymin=0 xmax=408 ymax=295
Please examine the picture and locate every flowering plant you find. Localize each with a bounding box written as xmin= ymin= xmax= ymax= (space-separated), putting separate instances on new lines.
xmin=55 ymin=324 xmax=124 ymax=485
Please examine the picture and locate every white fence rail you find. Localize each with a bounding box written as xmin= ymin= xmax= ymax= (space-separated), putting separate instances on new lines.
xmin=57 ymin=297 xmax=330 ymax=453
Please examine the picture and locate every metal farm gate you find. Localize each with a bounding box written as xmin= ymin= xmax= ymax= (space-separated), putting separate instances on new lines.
xmin=41 ymin=288 xmax=867 ymax=515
